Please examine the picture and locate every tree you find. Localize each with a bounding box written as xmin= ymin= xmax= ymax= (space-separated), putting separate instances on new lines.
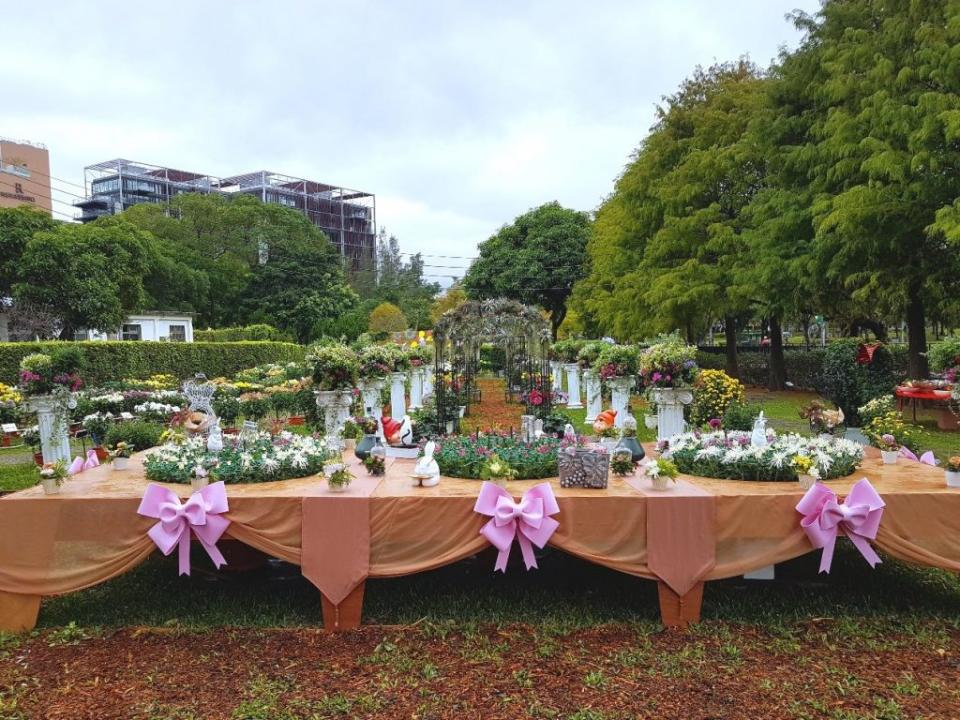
xmin=368 ymin=302 xmax=408 ymax=333
xmin=0 ymin=206 xmax=57 ymax=296
xmin=464 ymin=202 xmax=590 ymax=338
xmin=430 ymin=285 xmax=467 ymax=324
xmin=572 ymin=61 xmax=767 ymax=377
xmin=766 ymin=0 xmax=960 ymax=378
xmin=14 ymin=220 xmax=152 ymax=338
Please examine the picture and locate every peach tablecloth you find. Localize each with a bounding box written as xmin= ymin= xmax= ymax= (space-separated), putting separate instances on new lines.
xmin=3 ymin=448 xmax=960 ymax=630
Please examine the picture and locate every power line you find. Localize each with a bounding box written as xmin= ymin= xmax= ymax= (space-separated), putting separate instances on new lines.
xmin=5 ymin=165 xmax=88 ymax=192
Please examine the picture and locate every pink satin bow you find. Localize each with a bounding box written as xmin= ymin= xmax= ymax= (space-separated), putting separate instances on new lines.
xmin=137 ymin=482 xmax=230 ymax=576
xmin=796 ymin=478 xmax=885 ymax=574
xmin=68 ymin=450 xmax=101 ymax=475
xmin=474 ymin=482 xmax=560 ymax=572
xmin=899 ymin=447 xmax=936 ymax=466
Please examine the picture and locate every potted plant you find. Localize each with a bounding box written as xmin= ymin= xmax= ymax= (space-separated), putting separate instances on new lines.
xmin=108 ymin=442 xmax=134 ymax=471
xmin=791 ymin=454 xmax=821 ymax=490
xmin=37 ymin=459 xmax=68 ymax=495
xmin=642 ymin=456 xmax=679 ymax=491
xmin=82 ymin=412 xmax=113 ymax=461
xmin=946 ymin=456 xmax=960 ymax=488
xmin=480 ymin=453 xmax=518 ymax=487
xmin=324 ymin=462 xmax=354 ymax=492
xmin=364 ymin=439 xmax=387 ymax=476
xmin=863 ymin=411 xmax=916 ymax=465
xmin=610 ymin=447 xmax=636 ymax=476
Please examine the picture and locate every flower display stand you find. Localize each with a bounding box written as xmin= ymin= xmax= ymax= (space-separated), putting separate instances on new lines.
xmin=583 ymin=370 xmax=602 ymax=423
xmin=652 ymin=388 xmax=694 ymax=441
xmin=409 ymin=368 xmax=425 ymax=409
xmin=26 ymin=395 xmax=71 ymax=465
xmin=564 ymin=363 xmax=583 ymax=408
xmin=360 ymin=379 xmax=385 ymax=420
xmin=551 ymin=361 xmax=563 ymax=394
xmin=422 ymin=367 xmax=434 ymax=398
xmin=608 ymin=377 xmax=635 ymax=429
xmin=389 ymin=372 xmax=407 ymax=420
xmin=315 ymin=390 xmax=354 ymax=440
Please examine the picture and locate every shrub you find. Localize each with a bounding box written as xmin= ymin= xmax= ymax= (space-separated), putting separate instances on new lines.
xmin=722 ymin=401 xmax=761 ymax=431
xmin=691 ymin=370 xmax=745 ymax=426
xmin=104 ymin=421 xmax=164 ymax=453
xmin=194 ymin=324 xmax=294 ymax=343
xmin=551 ymin=339 xmax=585 ymax=363
xmin=0 ymin=341 xmax=305 ymax=387
xmin=929 ymin=336 xmax=960 ymax=373
xmin=213 ymin=395 xmax=241 ymax=427
xmin=820 ymin=339 xmax=898 ymax=425
xmin=368 ymin=302 xmax=407 ymax=333
xmin=862 ymin=411 xmax=918 ymax=452
xmin=309 ymin=343 xmax=360 ymax=390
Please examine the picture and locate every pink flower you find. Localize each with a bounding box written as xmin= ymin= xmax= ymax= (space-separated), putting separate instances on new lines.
xmin=708 ymin=418 xmax=722 ymax=430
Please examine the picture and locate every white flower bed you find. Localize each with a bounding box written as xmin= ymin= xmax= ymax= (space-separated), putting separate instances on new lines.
xmin=143 ymin=432 xmax=333 ymax=484
xmin=658 ymin=430 xmax=863 ymax=482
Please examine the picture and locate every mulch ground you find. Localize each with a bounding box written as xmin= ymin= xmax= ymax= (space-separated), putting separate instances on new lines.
xmin=3 ymin=623 xmax=960 ymax=719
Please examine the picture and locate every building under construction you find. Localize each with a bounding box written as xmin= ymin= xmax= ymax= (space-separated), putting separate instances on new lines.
xmin=74 ymin=159 xmax=376 ymax=270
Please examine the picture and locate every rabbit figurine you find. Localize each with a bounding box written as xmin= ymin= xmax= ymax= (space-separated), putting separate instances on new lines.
xmin=412 ymin=440 xmax=440 ymax=487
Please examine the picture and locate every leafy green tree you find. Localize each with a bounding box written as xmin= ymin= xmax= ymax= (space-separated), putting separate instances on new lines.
xmin=430 ymin=285 xmax=467 ymax=324
xmin=14 ymin=220 xmax=152 ymax=338
xmin=368 ymin=302 xmax=408 ymax=333
xmin=0 ymin=206 xmax=57 ymax=296
xmin=464 ymin=202 xmax=590 ymax=338
xmin=765 ymin=0 xmax=960 ymax=378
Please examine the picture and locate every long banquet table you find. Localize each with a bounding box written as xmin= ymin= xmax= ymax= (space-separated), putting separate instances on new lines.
xmin=2 ymin=447 xmax=959 ymax=632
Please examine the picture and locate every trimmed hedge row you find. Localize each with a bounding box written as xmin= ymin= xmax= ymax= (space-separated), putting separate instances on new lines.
xmin=194 ymin=324 xmax=294 ymax=343
xmin=0 ymin=341 xmax=306 ymax=386
xmin=697 ymin=346 xmax=908 ymax=393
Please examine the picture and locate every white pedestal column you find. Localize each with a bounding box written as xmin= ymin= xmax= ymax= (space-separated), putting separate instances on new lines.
xmin=389 ymin=372 xmax=407 ymax=420
xmin=551 ymin=361 xmax=563 ymax=394
xmin=583 ymin=370 xmax=602 ymax=424
xmin=608 ymin=377 xmax=634 ymax=429
xmin=652 ymin=388 xmax=694 ymax=442
xmin=409 ymin=367 xmax=425 ymax=409
xmin=315 ymin=390 xmax=354 ymax=442
xmin=422 ymin=367 xmax=435 ymax=397
xmin=564 ymin=363 xmax=583 ymax=408
xmin=28 ymin=395 xmax=72 ymax=465
xmin=361 ymin=379 xmax=385 ymax=422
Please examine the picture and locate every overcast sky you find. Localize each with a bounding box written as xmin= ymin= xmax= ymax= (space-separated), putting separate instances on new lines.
xmin=5 ymin=0 xmax=819 ymax=284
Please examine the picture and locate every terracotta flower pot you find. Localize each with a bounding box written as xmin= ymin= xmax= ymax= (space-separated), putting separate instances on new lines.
xmin=33 ymin=452 xmax=44 ymax=467
xmin=94 ymin=446 xmax=109 ymax=463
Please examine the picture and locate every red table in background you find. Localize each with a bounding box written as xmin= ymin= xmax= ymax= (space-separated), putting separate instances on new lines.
xmin=894 ymin=386 xmax=958 ymax=429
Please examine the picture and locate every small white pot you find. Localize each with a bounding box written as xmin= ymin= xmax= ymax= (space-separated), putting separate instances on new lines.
xmin=650 ymin=475 xmax=671 ymax=491
xmin=327 ymin=480 xmax=350 ymax=493
xmin=113 ymin=457 xmax=130 ymax=471
xmin=798 ymin=474 xmax=816 ymax=490
xmin=40 ymin=477 xmax=60 ymax=495
xmin=880 ymin=450 xmax=899 ymax=465
xmin=190 ymin=477 xmax=209 ymax=492
xmin=946 ymin=470 xmax=960 ymax=488
xmin=644 ymin=414 xmax=658 ymax=430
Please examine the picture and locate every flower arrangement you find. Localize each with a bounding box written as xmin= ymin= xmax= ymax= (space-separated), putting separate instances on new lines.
xmin=429 ymin=433 xmax=565 ymax=480
xmin=144 ymin=432 xmax=333 ymax=484
xmin=358 ymin=344 xmax=403 ymax=380
xmin=18 ymin=351 xmax=84 ymax=396
xmin=791 ymin=454 xmax=821 ymax=483
xmin=863 ymin=411 xmax=916 ymax=452
xmin=406 ymin=343 xmax=433 ymax=368
xmin=37 ymin=460 xmax=68 ymax=488
xmin=597 ymin=344 xmax=640 ymax=380
xmin=946 ymin=456 xmax=960 ymax=472
xmin=642 ymin=457 xmax=679 ymax=483
xmin=363 ymin=453 xmax=385 ymax=476
xmin=691 ymin=370 xmax=744 ymax=425
xmin=610 ymin=451 xmax=636 ymax=476
xmin=638 ymin=338 xmax=698 ymax=389
xmin=309 ymin=343 xmax=360 ymax=391
xmin=660 ymin=430 xmax=862 ymax=482
xmin=325 ymin=463 xmax=354 ymax=489
xmin=108 ymin=441 xmax=134 ymax=459
xmin=798 ymin=400 xmax=845 ymax=436
xmin=479 ymin=453 xmax=518 ymax=484
xmin=577 ymin=341 xmax=608 ymax=370
xmin=551 ymin=339 xmax=584 ymax=364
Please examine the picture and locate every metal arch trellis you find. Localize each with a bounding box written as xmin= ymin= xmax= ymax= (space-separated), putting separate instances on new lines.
xmin=433 ymin=299 xmax=553 ymax=432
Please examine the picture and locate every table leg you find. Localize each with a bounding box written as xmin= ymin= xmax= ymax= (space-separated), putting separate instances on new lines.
xmin=657 ymin=581 xmax=704 ymax=629
xmin=320 ymin=581 xmax=365 ymax=631
xmin=0 ymin=591 xmax=41 ymax=632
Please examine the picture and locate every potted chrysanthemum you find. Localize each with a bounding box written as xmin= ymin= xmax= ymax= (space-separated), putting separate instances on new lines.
xmin=37 ymin=459 xmax=68 ymax=495
xmin=945 ymin=456 xmax=960 ymax=488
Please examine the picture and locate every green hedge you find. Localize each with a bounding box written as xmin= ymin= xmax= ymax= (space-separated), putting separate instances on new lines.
xmin=194 ymin=324 xmax=294 ymax=343
xmin=0 ymin=341 xmax=305 ymax=386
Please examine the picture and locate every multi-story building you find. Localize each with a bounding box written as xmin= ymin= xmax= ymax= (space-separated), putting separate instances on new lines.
xmin=74 ymin=159 xmax=376 ymax=270
xmin=0 ymin=138 xmax=52 ymax=214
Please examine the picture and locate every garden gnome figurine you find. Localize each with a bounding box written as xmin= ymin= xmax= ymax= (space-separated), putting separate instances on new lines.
xmin=412 ymin=440 xmax=440 ymax=487
xmin=750 ymin=411 xmax=768 ymax=449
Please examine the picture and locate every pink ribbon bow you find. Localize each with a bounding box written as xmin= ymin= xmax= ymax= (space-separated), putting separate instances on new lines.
xmin=83 ymin=449 xmax=100 ymax=470
xmin=474 ymin=482 xmax=560 ymax=572
xmin=899 ymin=447 xmax=936 ymax=466
xmin=796 ymin=478 xmax=885 ymax=574
xmin=137 ymin=482 xmax=230 ymax=576
xmin=68 ymin=456 xmax=85 ymax=475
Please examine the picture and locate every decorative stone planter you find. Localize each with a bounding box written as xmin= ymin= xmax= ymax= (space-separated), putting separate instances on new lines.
xmin=608 ymin=377 xmax=635 ymax=429
xmin=650 ymin=475 xmax=671 ymax=491
xmin=946 ymin=470 xmax=960 ymax=488
xmin=880 ymin=450 xmax=899 ymax=465
xmin=651 ymin=388 xmax=694 ymax=442
xmin=315 ymin=389 xmax=354 ymax=441
xmin=409 ymin=367 xmax=425 ymax=409
xmin=564 ymin=363 xmax=583 ymax=408
xmin=389 ymin=372 xmax=407 ymax=420
xmin=582 ymin=370 xmax=602 ymax=423
xmin=25 ymin=394 xmax=72 ymax=466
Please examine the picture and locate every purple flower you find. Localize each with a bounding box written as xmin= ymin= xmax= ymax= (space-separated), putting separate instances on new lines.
xmin=708 ymin=418 xmax=722 ymax=430
xmin=881 ymin=433 xmax=897 ymax=447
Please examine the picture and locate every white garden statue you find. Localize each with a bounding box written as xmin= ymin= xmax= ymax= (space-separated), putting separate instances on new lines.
xmin=751 ymin=411 xmax=769 ymax=449
xmin=412 ymin=440 xmax=440 ymax=487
